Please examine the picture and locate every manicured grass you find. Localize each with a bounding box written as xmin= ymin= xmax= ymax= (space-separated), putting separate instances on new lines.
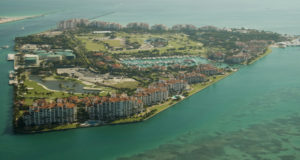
xmin=111 ymin=116 xmax=143 ymax=124
xmin=75 ymin=32 xmax=205 ymax=55
xmin=42 ymin=123 xmax=79 ymax=131
xmin=24 ymin=80 xmax=67 ymax=97
xmin=104 ymin=39 xmax=123 ymax=48
xmin=76 ymin=36 xmax=107 ymax=51
xmin=86 ymin=42 xmax=106 ymax=51
xmin=128 ymin=36 xmax=144 ymax=44
xmin=22 ymin=79 xmax=82 ymax=105
xmin=20 ymin=123 xmax=79 ymax=133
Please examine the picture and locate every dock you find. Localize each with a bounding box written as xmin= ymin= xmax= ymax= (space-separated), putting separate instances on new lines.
xmin=9 ymin=70 xmax=15 ymax=79
xmin=7 ymin=54 xmax=15 ymax=61
xmin=9 ymin=80 xmax=18 ymax=85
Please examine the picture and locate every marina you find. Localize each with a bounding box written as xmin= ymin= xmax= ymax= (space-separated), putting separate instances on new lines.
xmin=276 ymin=39 xmax=300 ymax=48
xmin=121 ymin=55 xmax=228 ymax=68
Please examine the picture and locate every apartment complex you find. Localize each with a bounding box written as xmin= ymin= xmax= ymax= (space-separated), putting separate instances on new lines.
xmin=22 ymin=78 xmax=191 ymax=126
xmin=179 ymin=72 xmax=207 ymax=84
xmin=23 ymin=99 xmax=77 ymax=126
xmin=196 ymin=64 xmax=220 ymax=76
xmin=151 ymin=79 xmax=188 ymax=96
xmin=58 ymin=18 xmax=89 ymax=30
xmin=85 ymin=95 xmax=143 ymax=121
xmin=135 ymin=87 xmax=169 ymax=106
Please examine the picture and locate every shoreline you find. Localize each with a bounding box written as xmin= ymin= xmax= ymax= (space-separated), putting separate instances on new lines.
xmin=16 ymin=72 xmax=236 ymax=134
xmin=0 ymin=15 xmax=42 ymax=24
xmin=13 ymin=39 xmax=276 ymax=134
xmin=16 ymin=46 xmax=275 ymax=134
xmin=248 ymin=46 xmax=272 ymax=65
xmin=142 ymin=72 xmax=234 ymax=121
xmin=15 ymin=47 xmax=275 ymax=134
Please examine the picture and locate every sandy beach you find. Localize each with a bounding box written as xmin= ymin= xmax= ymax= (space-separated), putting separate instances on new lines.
xmin=0 ymin=16 xmax=39 ymax=24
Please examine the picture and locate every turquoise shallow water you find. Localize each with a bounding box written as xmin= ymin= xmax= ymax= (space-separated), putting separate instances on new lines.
xmin=1 ymin=0 xmax=300 ymax=160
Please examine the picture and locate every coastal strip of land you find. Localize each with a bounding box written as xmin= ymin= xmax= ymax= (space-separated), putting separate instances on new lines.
xmin=0 ymin=15 xmax=42 ymax=24
xmin=248 ymin=47 xmax=272 ymax=65
xmin=38 ymin=45 xmax=273 ymax=132
xmin=111 ymin=46 xmax=274 ymax=124
xmin=13 ymin=19 xmax=285 ymax=134
xmin=17 ymin=72 xmax=235 ymax=134
xmin=21 ymin=46 xmax=271 ymax=133
xmin=112 ymin=72 xmax=234 ymax=124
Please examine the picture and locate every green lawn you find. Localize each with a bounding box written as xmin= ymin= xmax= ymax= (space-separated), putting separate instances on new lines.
xmin=22 ymin=79 xmax=83 ymax=105
xmin=75 ymin=31 xmax=205 ymax=55
xmin=104 ymin=39 xmax=123 ymax=48
xmin=111 ymin=116 xmax=143 ymax=124
xmin=43 ymin=123 xmax=79 ymax=131
xmin=76 ymin=36 xmax=107 ymax=51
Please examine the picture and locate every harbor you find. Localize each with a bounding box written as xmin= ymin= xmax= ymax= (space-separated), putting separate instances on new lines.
xmin=276 ymin=38 xmax=300 ymax=48
xmin=121 ymin=55 xmax=228 ymax=68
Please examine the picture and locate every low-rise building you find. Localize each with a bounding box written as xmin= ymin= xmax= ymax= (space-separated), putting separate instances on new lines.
xmin=34 ymin=49 xmax=76 ymax=61
xmin=24 ymin=54 xmax=39 ymax=66
xmin=47 ymin=55 xmax=63 ymax=62
xmin=55 ymin=51 xmax=76 ymax=60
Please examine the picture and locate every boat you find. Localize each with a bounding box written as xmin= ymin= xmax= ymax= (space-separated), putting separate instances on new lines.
xmin=9 ymin=71 xmax=15 ymax=79
xmin=1 ymin=45 xmax=9 ymax=49
xmin=9 ymin=80 xmax=17 ymax=85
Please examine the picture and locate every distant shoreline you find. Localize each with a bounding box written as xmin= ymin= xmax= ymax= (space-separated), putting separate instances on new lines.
xmin=0 ymin=15 xmax=42 ymax=24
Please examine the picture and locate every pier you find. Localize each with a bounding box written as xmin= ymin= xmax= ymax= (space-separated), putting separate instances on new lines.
xmin=7 ymin=54 xmax=15 ymax=61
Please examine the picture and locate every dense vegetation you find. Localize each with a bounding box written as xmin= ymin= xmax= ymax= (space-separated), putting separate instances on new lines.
xmin=187 ymin=29 xmax=286 ymax=55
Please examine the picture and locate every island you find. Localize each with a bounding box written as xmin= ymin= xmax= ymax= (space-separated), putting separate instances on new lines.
xmin=10 ymin=18 xmax=288 ymax=133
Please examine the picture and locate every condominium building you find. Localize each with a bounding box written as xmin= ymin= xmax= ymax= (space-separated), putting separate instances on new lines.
xmin=23 ymin=99 xmax=77 ymax=126
xmin=135 ymin=87 xmax=169 ymax=106
xmin=196 ymin=64 xmax=220 ymax=76
xmin=57 ymin=19 xmax=89 ymax=30
xmin=85 ymin=95 xmax=143 ymax=121
xmin=179 ymin=72 xmax=207 ymax=84
xmin=152 ymin=79 xmax=187 ymax=96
